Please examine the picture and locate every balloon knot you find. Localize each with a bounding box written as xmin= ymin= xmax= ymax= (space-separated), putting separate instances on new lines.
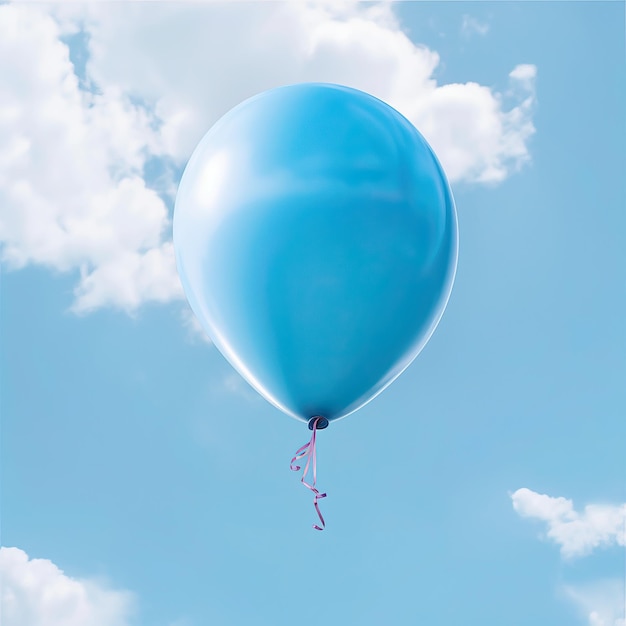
xmin=308 ymin=416 xmax=329 ymax=430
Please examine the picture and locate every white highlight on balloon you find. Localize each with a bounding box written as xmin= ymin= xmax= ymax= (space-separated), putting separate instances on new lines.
xmin=192 ymin=149 xmax=232 ymax=210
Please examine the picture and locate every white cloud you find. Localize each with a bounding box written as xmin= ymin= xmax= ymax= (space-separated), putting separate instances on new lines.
xmin=0 ymin=2 xmax=537 ymax=314
xmin=511 ymin=488 xmax=626 ymax=558
xmin=79 ymin=1 xmax=535 ymax=183
xmin=406 ymin=67 xmax=535 ymax=183
xmin=0 ymin=547 xmax=135 ymax=626
xmin=565 ymin=579 xmax=626 ymax=626
xmin=510 ymin=63 xmax=538 ymax=81
xmin=509 ymin=63 xmax=538 ymax=91
xmin=461 ymin=15 xmax=490 ymax=38
xmin=0 ymin=4 xmax=184 ymax=314
xmin=72 ymin=241 xmax=182 ymax=314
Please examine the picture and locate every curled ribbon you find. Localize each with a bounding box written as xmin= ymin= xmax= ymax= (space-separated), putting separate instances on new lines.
xmin=290 ymin=417 xmax=327 ymax=531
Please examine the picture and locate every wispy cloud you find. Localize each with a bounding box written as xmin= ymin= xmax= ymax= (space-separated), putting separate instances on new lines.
xmin=0 ymin=2 xmax=537 ymax=315
xmin=511 ymin=487 xmax=625 ymax=558
xmin=461 ymin=14 xmax=490 ymax=38
xmin=564 ymin=579 xmax=626 ymax=626
xmin=0 ymin=547 xmax=135 ymax=626
xmin=181 ymin=306 xmax=212 ymax=345
xmin=509 ymin=63 xmax=538 ymax=91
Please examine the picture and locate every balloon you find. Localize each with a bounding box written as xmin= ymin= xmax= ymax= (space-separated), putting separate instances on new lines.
xmin=174 ymin=83 xmax=458 ymax=424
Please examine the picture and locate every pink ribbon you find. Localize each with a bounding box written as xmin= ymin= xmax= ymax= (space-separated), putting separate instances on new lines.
xmin=290 ymin=417 xmax=327 ymax=531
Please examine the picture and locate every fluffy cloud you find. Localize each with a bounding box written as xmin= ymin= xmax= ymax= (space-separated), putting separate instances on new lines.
xmin=0 ymin=547 xmax=135 ymax=626
xmin=511 ymin=488 xmax=626 ymax=558
xmin=0 ymin=2 xmax=536 ymax=314
xmin=0 ymin=5 xmax=183 ymax=313
xmin=512 ymin=489 xmax=626 ymax=625
xmin=79 ymin=1 xmax=535 ymax=182
xmin=565 ymin=580 xmax=626 ymax=626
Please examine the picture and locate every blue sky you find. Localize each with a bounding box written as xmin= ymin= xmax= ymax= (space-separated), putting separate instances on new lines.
xmin=1 ymin=2 xmax=624 ymax=626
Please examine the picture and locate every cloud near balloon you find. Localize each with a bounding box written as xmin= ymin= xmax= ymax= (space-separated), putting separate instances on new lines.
xmin=0 ymin=2 xmax=536 ymax=314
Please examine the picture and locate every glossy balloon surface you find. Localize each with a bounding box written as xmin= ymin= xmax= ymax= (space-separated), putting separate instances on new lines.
xmin=174 ymin=83 xmax=457 ymax=423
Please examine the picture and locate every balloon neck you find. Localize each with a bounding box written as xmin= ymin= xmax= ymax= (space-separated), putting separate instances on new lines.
xmin=308 ymin=416 xmax=329 ymax=430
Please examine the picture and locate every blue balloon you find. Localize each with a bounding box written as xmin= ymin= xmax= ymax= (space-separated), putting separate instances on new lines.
xmin=174 ymin=83 xmax=457 ymax=424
